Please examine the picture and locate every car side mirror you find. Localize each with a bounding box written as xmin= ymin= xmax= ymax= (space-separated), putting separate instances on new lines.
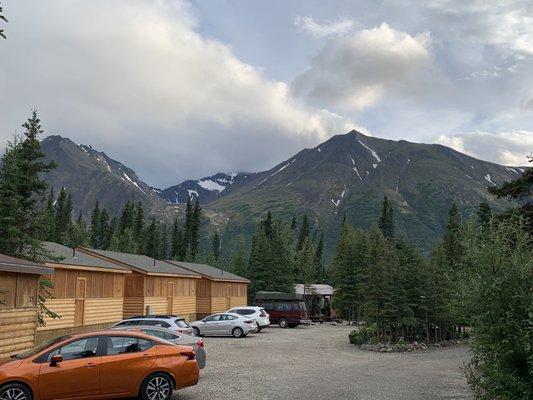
xmin=50 ymin=354 xmax=63 ymax=367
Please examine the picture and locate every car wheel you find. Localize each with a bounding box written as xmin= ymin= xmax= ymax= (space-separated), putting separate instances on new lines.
xmin=0 ymin=383 xmax=33 ymax=400
xmin=141 ymin=372 xmax=174 ymax=400
xmin=192 ymin=327 xmax=201 ymax=337
xmin=232 ymin=327 xmax=244 ymax=338
xmin=279 ymin=318 xmax=289 ymax=328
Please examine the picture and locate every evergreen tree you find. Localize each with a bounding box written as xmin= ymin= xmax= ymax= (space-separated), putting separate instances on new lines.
xmin=296 ymin=214 xmax=310 ymax=251
xmin=109 ymin=227 xmax=137 ymax=253
xmin=159 ymin=222 xmax=168 ymax=259
xmin=53 ymin=188 xmax=73 ymax=244
xmin=0 ymin=111 xmax=57 ymax=325
xmin=443 ymin=203 xmax=464 ymax=269
xmin=182 ymin=196 xmax=193 ymax=255
xmin=144 ymin=218 xmax=160 ymax=258
xmin=134 ymin=202 xmax=145 ymax=246
xmin=89 ymin=201 xmax=101 ymax=248
xmin=66 ymin=211 xmax=89 ymax=248
xmin=37 ymin=189 xmax=55 ymax=241
xmin=187 ymin=199 xmax=201 ymax=261
xmin=99 ymin=209 xmax=110 ymax=249
xmin=314 ymin=233 xmax=325 ymax=282
xmin=0 ymin=111 xmax=56 ymax=259
xmin=170 ymin=217 xmax=184 ymax=260
xmin=231 ymin=239 xmax=247 ymax=278
xmin=477 ymin=202 xmax=492 ymax=227
xmin=378 ymin=195 xmax=394 ymax=239
xmin=212 ymin=232 xmax=221 ymax=263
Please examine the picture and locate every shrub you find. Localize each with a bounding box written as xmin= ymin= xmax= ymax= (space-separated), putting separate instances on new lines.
xmin=349 ymin=324 xmax=378 ymax=345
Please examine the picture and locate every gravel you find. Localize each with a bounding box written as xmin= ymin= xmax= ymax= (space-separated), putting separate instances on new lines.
xmin=176 ymin=324 xmax=472 ymax=400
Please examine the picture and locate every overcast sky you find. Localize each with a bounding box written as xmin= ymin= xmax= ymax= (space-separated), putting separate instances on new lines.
xmin=1 ymin=0 xmax=532 ymax=187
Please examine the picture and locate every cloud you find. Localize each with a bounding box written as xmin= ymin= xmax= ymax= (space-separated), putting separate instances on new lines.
xmin=435 ymin=131 xmax=533 ymax=166
xmin=424 ymin=0 xmax=533 ymax=55
xmin=292 ymin=23 xmax=434 ymax=111
xmin=294 ymin=15 xmax=354 ymax=37
xmin=0 ymin=0 xmax=355 ymax=187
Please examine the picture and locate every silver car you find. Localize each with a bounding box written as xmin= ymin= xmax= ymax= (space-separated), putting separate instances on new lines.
xmin=190 ymin=313 xmax=257 ymax=338
xmin=108 ymin=325 xmax=206 ymax=369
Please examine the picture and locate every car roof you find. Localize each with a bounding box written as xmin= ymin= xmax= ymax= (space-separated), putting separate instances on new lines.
xmin=230 ymin=306 xmax=261 ymax=310
xmin=125 ymin=315 xmax=183 ymax=320
xmin=68 ymin=329 xmax=162 ymax=341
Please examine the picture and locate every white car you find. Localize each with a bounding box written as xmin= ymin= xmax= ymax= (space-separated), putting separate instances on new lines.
xmin=111 ymin=314 xmax=194 ymax=335
xmin=227 ymin=306 xmax=270 ymax=332
xmin=190 ymin=312 xmax=257 ymax=338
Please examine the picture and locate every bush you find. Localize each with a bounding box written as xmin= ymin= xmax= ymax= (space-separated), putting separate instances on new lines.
xmin=349 ymin=324 xmax=378 ymax=345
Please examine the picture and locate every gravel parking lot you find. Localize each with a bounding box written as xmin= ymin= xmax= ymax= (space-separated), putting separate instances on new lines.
xmin=177 ymin=324 xmax=472 ymax=400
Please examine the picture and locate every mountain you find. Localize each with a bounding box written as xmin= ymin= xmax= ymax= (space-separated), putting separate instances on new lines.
xmin=158 ymin=172 xmax=255 ymax=204
xmin=206 ymin=130 xmax=521 ymax=254
xmin=40 ymin=135 xmax=177 ymax=218
xmin=40 ymin=131 xmax=523 ymax=257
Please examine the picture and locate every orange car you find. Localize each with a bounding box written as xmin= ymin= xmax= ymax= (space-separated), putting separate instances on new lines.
xmin=0 ymin=330 xmax=199 ymax=400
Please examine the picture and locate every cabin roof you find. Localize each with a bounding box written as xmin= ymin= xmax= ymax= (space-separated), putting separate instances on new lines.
xmin=165 ymin=260 xmax=250 ymax=283
xmin=44 ymin=242 xmax=129 ymax=272
xmin=0 ymin=252 xmax=54 ymax=275
xmin=80 ymin=248 xmax=200 ymax=277
xmin=294 ymin=284 xmax=334 ymax=296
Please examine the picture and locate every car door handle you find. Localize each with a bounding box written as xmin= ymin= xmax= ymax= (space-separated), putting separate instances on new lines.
xmin=142 ymin=354 xmax=151 ymax=359
xmin=84 ymin=363 xmax=97 ymax=368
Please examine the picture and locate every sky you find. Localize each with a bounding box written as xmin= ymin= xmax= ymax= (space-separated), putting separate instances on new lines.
xmin=0 ymin=0 xmax=532 ymax=187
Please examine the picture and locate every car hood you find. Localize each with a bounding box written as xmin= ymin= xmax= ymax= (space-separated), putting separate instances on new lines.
xmin=0 ymin=358 xmax=23 ymax=369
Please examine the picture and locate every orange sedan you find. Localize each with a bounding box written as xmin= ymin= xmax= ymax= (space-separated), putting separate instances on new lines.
xmin=0 ymin=330 xmax=199 ymax=400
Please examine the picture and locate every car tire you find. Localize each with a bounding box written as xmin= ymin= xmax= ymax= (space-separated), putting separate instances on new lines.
xmin=232 ymin=327 xmax=244 ymax=338
xmin=192 ymin=327 xmax=201 ymax=337
xmin=256 ymin=322 xmax=262 ymax=332
xmin=279 ymin=318 xmax=289 ymax=328
xmin=140 ymin=372 xmax=174 ymax=400
xmin=0 ymin=383 xmax=33 ymax=400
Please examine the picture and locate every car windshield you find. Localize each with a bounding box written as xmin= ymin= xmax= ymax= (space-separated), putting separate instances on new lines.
xmin=13 ymin=336 xmax=69 ymax=359
xmin=174 ymin=319 xmax=190 ymax=328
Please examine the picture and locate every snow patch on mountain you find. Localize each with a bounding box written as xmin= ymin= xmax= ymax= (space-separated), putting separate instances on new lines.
xmin=358 ymin=140 xmax=381 ymax=162
xmin=198 ymin=179 xmax=226 ymax=192
xmin=484 ymin=174 xmax=496 ymax=185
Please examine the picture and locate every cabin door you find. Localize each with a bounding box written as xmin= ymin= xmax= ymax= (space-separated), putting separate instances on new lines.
xmin=74 ymin=277 xmax=86 ymax=327
xmin=167 ymin=282 xmax=174 ymax=314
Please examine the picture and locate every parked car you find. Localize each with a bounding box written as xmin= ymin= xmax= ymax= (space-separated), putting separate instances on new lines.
xmin=227 ymin=306 xmax=270 ymax=332
xmin=108 ymin=325 xmax=207 ymax=369
xmin=190 ymin=313 xmax=257 ymax=338
xmin=254 ymin=291 xmax=311 ymax=328
xmin=112 ymin=314 xmax=193 ymax=335
xmin=0 ymin=330 xmax=198 ymax=400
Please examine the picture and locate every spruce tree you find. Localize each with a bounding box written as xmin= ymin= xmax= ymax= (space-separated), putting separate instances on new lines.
xmin=53 ymin=188 xmax=73 ymax=244
xmin=0 ymin=111 xmax=56 ymax=259
xmin=314 ymin=233 xmax=325 ymax=283
xmin=443 ymin=203 xmax=464 ymax=269
xmin=37 ymin=189 xmax=55 ymax=241
xmin=296 ymin=214 xmax=310 ymax=251
xmin=231 ymin=239 xmax=247 ymax=278
xmin=144 ymin=218 xmax=160 ymax=258
xmin=134 ymin=202 xmax=145 ymax=245
xmin=99 ymin=209 xmax=110 ymax=249
xmin=66 ymin=211 xmax=89 ymax=248
xmin=212 ymin=232 xmax=221 ymax=263
xmin=187 ymin=199 xmax=201 ymax=261
xmin=182 ymin=196 xmax=193 ymax=255
xmin=89 ymin=201 xmax=101 ymax=248
xmin=0 ymin=111 xmax=57 ymax=325
xmin=378 ymin=195 xmax=394 ymax=239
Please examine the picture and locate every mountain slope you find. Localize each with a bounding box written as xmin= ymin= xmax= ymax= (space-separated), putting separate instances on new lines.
xmin=208 ymin=130 xmax=520 ymax=253
xmin=159 ymin=172 xmax=255 ymax=204
xmin=41 ymin=135 xmax=176 ymax=217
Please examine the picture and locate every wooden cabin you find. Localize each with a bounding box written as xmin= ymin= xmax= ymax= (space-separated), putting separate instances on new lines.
xmin=165 ymin=261 xmax=249 ymax=318
xmin=79 ymin=249 xmax=201 ymax=321
xmin=36 ymin=242 xmax=131 ymax=343
xmin=0 ymin=253 xmax=53 ymax=358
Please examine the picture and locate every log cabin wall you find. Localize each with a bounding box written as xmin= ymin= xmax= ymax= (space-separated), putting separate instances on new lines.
xmin=143 ymin=275 xmax=198 ymax=321
xmin=123 ymin=272 xmax=145 ymax=318
xmin=0 ymin=272 xmax=39 ymax=358
xmin=211 ymin=281 xmax=248 ymax=312
xmin=195 ymin=278 xmax=212 ymax=318
xmin=36 ymin=266 xmax=126 ymax=341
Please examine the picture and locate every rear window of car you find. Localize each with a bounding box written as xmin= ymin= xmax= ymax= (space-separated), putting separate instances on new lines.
xmin=174 ymin=319 xmax=190 ymax=328
xmin=274 ymin=302 xmax=291 ymax=311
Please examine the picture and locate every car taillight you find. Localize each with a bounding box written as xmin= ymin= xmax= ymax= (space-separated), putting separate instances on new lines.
xmin=259 ymin=311 xmax=267 ymax=317
xmin=180 ymin=350 xmax=195 ymax=360
xmin=196 ymin=339 xmax=204 ymax=348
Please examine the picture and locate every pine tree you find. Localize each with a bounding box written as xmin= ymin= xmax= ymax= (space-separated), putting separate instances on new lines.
xmin=99 ymin=209 xmax=110 ymax=249
xmin=211 ymin=232 xmax=221 ymax=264
xmin=231 ymin=239 xmax=247 ymax=278
xmin=170 ymin=217 xmax=184 ymax=260
xmin=182 ymin=196 xmax=193 ymax=255
xmin=0 ymin=111 xmax=57 ymax=325
xmin=66 ymin=211 xmax=89 ymax=248
xmin=296 ymin=214 xmax=310 ymax=251
xmin=109 ymin=227 xmax=137 ymax=253
xmin=145 ymin=218 xmax=160 ymax=258
xmin=477 ymin=202 xmax=492 ymax=227
xmin=37 ymin=189 xmax=55 ymax=241
xmin=134 ymin=202 xmax=145 ymax=246
xmin=443 ymin=203 xmax=464 ymax=269
xmin=378 ymin=196 xmax=394 ymax=239
xmin=89 ymin=201 xmax=101 ymax=248
xmin=53 ymin=188 xmax=73 ymax=244
xmin=187 ymin=199 xmax=201 ymax=261
xmin=314 ymin=233 xmax=325 ymax=282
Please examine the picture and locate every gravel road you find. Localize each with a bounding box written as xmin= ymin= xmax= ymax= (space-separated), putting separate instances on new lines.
xmin=177 ymin=324 xmax=472 ymax=400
